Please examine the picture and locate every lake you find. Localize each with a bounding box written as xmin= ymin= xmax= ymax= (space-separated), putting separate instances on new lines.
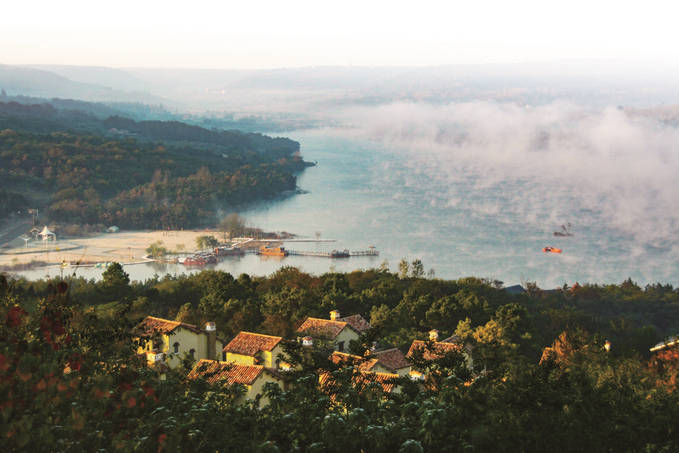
xmin=11 ymin=127 xmax=679 ymax=288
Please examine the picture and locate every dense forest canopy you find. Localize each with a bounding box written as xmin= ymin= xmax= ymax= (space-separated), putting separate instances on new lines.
xmin=0 ymin=101 xmax=309 ymax=229
xmin=2 ymin=268 xmax=679 ymax=451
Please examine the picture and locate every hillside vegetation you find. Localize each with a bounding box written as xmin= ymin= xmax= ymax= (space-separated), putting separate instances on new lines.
xmin=0 ymin=101 xmax=309 ymax=228
xmin=2 ymin=268 xmax=679 ymax=451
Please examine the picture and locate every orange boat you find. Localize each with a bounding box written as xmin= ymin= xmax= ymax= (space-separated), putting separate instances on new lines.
xmin=542 ymin=246 xmax=562 ymax=254
xmin=259 ymin=246 xmax=288 ymax=257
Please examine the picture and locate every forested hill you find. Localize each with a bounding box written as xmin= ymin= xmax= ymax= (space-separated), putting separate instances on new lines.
xmin=0 ymin=101 xmax=300 ymax=157
xmin=0 ymin=101 xmax=310 ymax=229
xmin=3 ymin=269 xmax=679 ymax=450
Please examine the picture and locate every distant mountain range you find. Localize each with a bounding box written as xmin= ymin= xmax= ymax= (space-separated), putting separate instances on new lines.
xmin=0 ymin=64 xmax=167 ymax=105
xmin=3 ymin=61 xmax=679 ymax=115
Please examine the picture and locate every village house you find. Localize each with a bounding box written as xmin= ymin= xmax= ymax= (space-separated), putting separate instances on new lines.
xmin=331 ymin=349 xmax=411 ymax=376
xmin=319 ymin=369 xmax=401 ymax=400
xmin=188 ymin=359 xmax=283 ymax=406
xmin=367 ymin=348 xmax=412 ymax=376
xmin=223 ymin=331 xmax=287 ymax=369
xmin=296 ymin=310 xmax=370 ymax=352
xmin=406 ymin=329 xmax=472 ymax=379
xmin=133 ymin=316 xmax=224 ymax=368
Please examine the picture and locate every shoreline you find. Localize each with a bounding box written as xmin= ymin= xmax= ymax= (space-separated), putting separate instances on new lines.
xmin=0 ymin=229 xmax=226 ymax=272
xmin=0 ymin=229 xmax=302 ymax=273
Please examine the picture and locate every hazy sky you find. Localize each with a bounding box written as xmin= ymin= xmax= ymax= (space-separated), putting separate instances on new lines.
xmin=2 ymin=0 xmax=678 ymax=69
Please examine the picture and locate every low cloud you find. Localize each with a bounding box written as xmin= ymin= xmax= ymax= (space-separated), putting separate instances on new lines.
xmin=336 ymin=101 xmax=679 ymax=247
xmin=318 ymin=101 xmax=679 ymax=285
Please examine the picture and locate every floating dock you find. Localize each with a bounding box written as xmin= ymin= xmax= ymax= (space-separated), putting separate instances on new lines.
xmin=287 ymin=247 xmax=379 ymax=258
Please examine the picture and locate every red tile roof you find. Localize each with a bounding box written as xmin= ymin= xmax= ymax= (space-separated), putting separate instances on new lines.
xmin=357 ymin=358 xmax=381 ymax=372
xmin=188 ymin=359 xmax=265 ymax=386
xmin=372 ymin=348 xmax=411 ymax=372
xmin=407 ymin=340 xmax=462 ymax=361
xmin=134 ymin=316 xmax=202 ymax=337
xmin=330 ymin=351 xmax=364 ymax=365
xmin=319 ymin=370 xmax=399 ymax=395
xmin=330 ymin=351 xmax=403 ymax=375
xmin=224 ymin=332 xmax=282 ymax=356
xmin=296 ymin=317 xmax=357 ymax=339
xmin=338 ymin=314 xmax=371 ymax=333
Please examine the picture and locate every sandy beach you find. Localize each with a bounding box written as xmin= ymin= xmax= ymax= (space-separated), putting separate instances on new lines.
xmin=0 ymin=229 xmax=229 ymax=269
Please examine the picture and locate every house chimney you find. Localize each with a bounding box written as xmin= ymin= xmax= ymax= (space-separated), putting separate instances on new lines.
xmin=429 ymin=329 xmax=439 ymax=341
xmin=302 ymin=336 xmax=313 ymax=347
xmin=147 ymin=351 xmax=164 ymax=363
xmin=205 ymin=322 xmax=217 ymax=360
xmin=330 ymin=309 xmax=340 ymax=321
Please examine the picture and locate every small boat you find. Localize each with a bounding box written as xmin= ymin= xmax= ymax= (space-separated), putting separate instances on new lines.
xmin=553 ymin=223 xmax=573 ymax=237
xmin=259 ymin=246 xmax=288 ymax=257
xmin=215 ymin=246 xmax=245 ymax=256
xmin=542 ymin=246 xmax=562 ymax=254
xmin=183 ymin=255 xmax=207 ymax=266
xmin=197 ymin=252 xmax=217 ymax=264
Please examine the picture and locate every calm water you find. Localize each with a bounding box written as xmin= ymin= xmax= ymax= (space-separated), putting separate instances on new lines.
xmin=12 ymin=128 xmax=679 ymax=287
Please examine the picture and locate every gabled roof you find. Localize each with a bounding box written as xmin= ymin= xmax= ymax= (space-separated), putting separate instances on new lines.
xmin=224 ymin=332 xmax=282 ymax=356
xmin=188 ymin=359 xmax=278 ymax=386
xmin=134 ymin=316 xmax=203 ymax=337
xmin=330 ymin=351 xmax=383 ymax=373
xmin=319 ymin=370 xmax=399 ymax=395
xmin=650 ymin=336 xmax=679 ymax=352
xmin=407 ymin=339 xmax=462 ymax=361
xmin=371 ymin=348 xmax=411 ymax=372
xmin=296 ymin=317 xmax=358 ymax=339
xmin=338 ymin=314 xmax=371 ymax=333
xmin=357 ymin=358 xmax=381 ymax=372
xmin=330 ymin=351 xmax=363 ymax=365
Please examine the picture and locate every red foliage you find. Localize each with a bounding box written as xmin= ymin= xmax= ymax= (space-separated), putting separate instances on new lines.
xmin=649 ymin=347 xmax=679 ymax=391
xmin=6 ymin=305 xmax=27 ymax=328
xmin=40 ymin=314 xmax=66 ymax=350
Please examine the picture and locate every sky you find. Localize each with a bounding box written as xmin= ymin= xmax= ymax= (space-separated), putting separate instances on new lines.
xmin=2 ymin=0 xmax=679 ymax=69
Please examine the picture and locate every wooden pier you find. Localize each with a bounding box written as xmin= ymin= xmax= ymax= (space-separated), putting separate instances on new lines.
xmin=287 ymin=247 xmax=379 ymax=258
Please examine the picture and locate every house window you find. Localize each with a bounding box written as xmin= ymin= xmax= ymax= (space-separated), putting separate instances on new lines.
xmin=337 ymin=341 xmax=345 ymax=352
xmin=189 ymin=349 xmax=195 ymax=359
xmin=222 ymin=351 xmax=226 ymax=361
xmin=173 ymin=342 xmax=180 ymax=354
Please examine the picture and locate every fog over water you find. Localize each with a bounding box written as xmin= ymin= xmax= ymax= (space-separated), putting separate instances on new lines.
xmin=15 ymin=101 xmax=679 ymax=287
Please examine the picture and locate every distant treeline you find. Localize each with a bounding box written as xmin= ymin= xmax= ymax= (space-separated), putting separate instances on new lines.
xmin=0 ymin=101 xmax=310 ymax=229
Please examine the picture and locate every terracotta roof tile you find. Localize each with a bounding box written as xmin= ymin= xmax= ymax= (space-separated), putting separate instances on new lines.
xmin=407 ymin=340 xmax=462 ymax=361
xmin=319 ymin=370 xmax=399 ymax=395
xmin=372 ymin=348 xmax=411 ymax=372
xmin=224 ymin=332 xmax=282 ymax=356
xmin=188 ymin=359 xmax=264 ymax=386
xmin=134 ymin=316 xmax=202 ymax=337
xmin=357 ymin=358 xmax=381 ymax=372
xmin=338 ymin=314 xmax=371 ymax=333
xmin=296 ymin=317 xmax=355 ymax=339
xmin=330 ymin=351 xmax=363 ymax=365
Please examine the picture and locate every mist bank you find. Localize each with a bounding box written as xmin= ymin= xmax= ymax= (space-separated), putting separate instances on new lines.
xmin=337 ymin=101 xmax=679 ymax=243
xmin=309 ymin=101 xmax=679 ymax=283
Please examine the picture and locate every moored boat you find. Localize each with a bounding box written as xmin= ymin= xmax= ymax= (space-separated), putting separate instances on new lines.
xmin=259 ymin=246 xmax=288 ymax=257
xmin=330 ymin=249 xmax=350 ymax=258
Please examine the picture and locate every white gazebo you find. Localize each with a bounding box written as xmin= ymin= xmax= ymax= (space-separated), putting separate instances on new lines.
xmin=39 ymin=226 xmax=56 ymax=242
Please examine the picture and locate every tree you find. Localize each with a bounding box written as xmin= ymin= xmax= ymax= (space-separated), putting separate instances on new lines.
xmin=196 ymin=235 xmax=219 ymax=250
xmin=410 ymin=259 xmax=425 ymax=278
xmin=398 ymin=259 xmax=410 ymax=279
xmin=219 ymin=213 xmax=246 ymax=241
xmin=145 ymin=240 xmax=167 ymax=258
xmin=102 ymin=262 xmax=130 ymax=288
xmin=100 ymin=262 xmax=131 ymax=302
